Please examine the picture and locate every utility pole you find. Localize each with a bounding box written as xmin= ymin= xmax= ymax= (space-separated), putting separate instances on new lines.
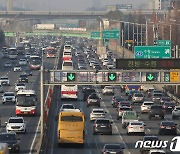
xmin=40 ymin=65 xmax=44 ymax=139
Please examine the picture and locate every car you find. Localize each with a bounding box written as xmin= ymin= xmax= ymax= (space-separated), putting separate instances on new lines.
xmin=4 ymin=61 xmax=12 ymax=68
xmin=19 ymin=74 xmax=28 ymax=83
xmin=90 ymin=108 xmax=107 ymax=121
xmin=132 ymin=93 xmax=144 ymax=104
xmin=93 ymin=119 xmax=112 ymax=135
xmin=140 ymin=136 xmax=159 ymax=154
xmin=0 ymin=76 xmax=10 ymax=86
xmin=117 ymin=106 xmax=132 ymax=120
xmin=2 ymin=92 xmax=16 ymax=104
xmin=102 ymin=144 xmax=124 ymax=154
xmin=127 ymin=90 xmax=140 ymax=100
xmin=19 ymin=59 xmax=27 ymax=65
xmin=102 ymin=86 xmax=114 ymax=95
xmin=151 ymin=93 xmax=163 ymax=102
xmin=0 ymin=84 xmax=3 ymax=93
xmin=117 ymin=101 xmax=132 ymax=108
xmin=60 ymin=104 xmax=75 ymax=111
xmin=122 ymin=111 xmax=139 ymax=128
xmin=14 ymin=65 xmax=22 ymax=72
xmin=127 ymin=121 xmax=146 ymax=135
xmin=24 ymin=69 xmax=33 ymax=76
xmin=15 ymin=83 xmax=26 ymax=92
xmin=106 ymin=62 xmax=114 ymax=69
xmin=112 ymin=96 xmax=125 ymax=108
xmin=172 ymin=106 xmax=180 ymax=119
xmin=82 ymin=87 xmax=96 ymax=101
xmin=162 ymin=102 xmax=176 ymax=112
xmin=160 ymin=97 xmax=172 ymax=104
xmin=158 ymin=121 xmax=177 ymax=135
xmin=141 ymin=101 xmax=154 ymax=113
xmin=87 ymin=93 xmax=101 ymax=107
xmin=148 ymin=149 xmax=166 ymax=154
xmin=148 ymin=105 xmax=164 ymax=119
xmin=102 ymin=58 xmax=109 ymax=66
xmin=5 ymin=117 xmax=26 ymax=133
xmin=24 ymin=52 xmax=31 ymax=58
xmin=0 ymin=132 xmax=20 ymax=152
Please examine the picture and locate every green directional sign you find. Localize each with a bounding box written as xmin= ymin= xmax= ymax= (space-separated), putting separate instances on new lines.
xmin=146 ymin=73 xmax=156 ymax=81
xmin=134 ymin=46 xmax=171 ymax=59
xmin=5 ymin=32 xmax=15 ymax=37
xmin=102 ymin=30 xmax=120 ymax=39
xmin=157 ymin=40 xmax=171 ymax=46
xmin=67 ymin=73 xmax=76 ymax=82
xmin=90 ymin=32 xmax=100 ymax=39
xmin=108 ymin=73 xmax=116 ymax=81
xmin=164 ymin=72 xmax=170 ymax=82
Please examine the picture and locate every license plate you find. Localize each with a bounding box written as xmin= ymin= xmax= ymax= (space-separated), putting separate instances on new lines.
xmin=155 ymin=115 xmax=159 ymax=117
xmin=101 ymin=126 xmax=106 ymax=127
xmin=168 ymin=107 xmax=172 ymax=108
xmin=166 ymin=127 xmax=171 ymax=129
xmin=24 ymin=112 xmax=28 ymax=114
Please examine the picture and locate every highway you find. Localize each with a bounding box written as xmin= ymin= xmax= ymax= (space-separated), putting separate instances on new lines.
xmin=0 ymin=51 xmax=57 ymax=153
xmin=44 ymin=39 xmax=180 ymax=154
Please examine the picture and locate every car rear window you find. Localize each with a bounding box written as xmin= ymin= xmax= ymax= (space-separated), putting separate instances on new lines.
xmin=144 ymin=103 xmax=153 ymax=105
xmin=134 ymin=93 xmax=143 ymax=97
xmin=105 ymin=144 xmax=121 ymax=149
xmin=131 ymin=122 xmax=143 ymax=125
xmin=96 ymin=120 xmax=110 ymax=124
xmin=161 ymin=121 xmax=175 ymax=126
xmin=151 ymin=106 xmax=163 ymax=109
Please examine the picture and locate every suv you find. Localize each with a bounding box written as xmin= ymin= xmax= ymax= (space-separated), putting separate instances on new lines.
xmin=87 ymin=93 xmax=101 ymax=107
xmin=2 ymin=92 xmax=16 ymax=104
xmin=6 ymin=117 xmax=26 ymax=133
xmin=0 ymin=76 xmax=10 ymax=86
xmin=90 ymin=109 xmax=107 ymax=121
xmin=0 ymin=132 xmax=20 ymax=152
xmin=93 ymin=119 xmax=113 ymax=135
xmin=102 ymin=86 xmax=114 ymax=95
xmin=19 ymin=74 xmax=28 ymax=83
xmin=14 ymin=65 xmax=22 ymax=72
xmin=132 ymin=93 xmax=144 ymax=104
xmin=83 ymin=87 xmax=96 ymax=101
xmin=148 ymin=105 xmax=164 ymax=119
xmin=15 ymin=83 xmax=26 ymax=92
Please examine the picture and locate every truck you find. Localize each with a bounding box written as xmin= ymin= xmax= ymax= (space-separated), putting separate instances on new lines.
xmin=125 ymin=85 xmax=142 ymax=95
xmin=121 ymin=111 xmax=139 ymax=128
xmin=34 ymin=24 xmax=56 ymax=30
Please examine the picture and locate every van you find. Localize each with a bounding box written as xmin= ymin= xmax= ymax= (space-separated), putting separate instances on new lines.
xmin=0 ymin=143 xmax=9 ymax=154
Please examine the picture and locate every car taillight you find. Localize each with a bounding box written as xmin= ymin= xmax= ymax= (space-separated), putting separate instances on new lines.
xmin=129 ymin=126 xmax=133 ymax=128
xmin=172 ymin=126 xmax=176 ymax=129
xmin=164 ymin=106 xmax=167 ymax=108
xmin=140 ymin=126 xmax=144 ymax=129
xmin=109 ymin=124 xmax=111 ymax=127
xmin=160 ymin=126 xmax=165 ymax=128
xmin=130 ymin=105 xmax=132 ymax=108
xmin=119 ymin=110 xmax=122 ymax=112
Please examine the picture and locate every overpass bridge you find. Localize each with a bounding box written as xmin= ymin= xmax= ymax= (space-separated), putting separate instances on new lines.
xmin=0 ymin=10 xmax=168 ymax=19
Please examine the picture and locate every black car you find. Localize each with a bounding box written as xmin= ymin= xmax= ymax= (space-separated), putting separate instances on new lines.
xmin=162 ymin=102 xmax=176 ymax=112
xmin=87 ymin=93 xmax=101 ymax=107
xmin=112 ymin=96 xmax=125 ymax=108
xmin=127 ymin=90 xmax=140 ymax=100
xmin=24 ymin=69 xmax=33 ymax=76
xmin=158 ymin=121 xmax=177 ymax=135
xmin=102 ymin=144 xmax=124 ymax=154
xmin=0 ymin=132 xmax=20 ymax=152
xmin=19 ymin=74 xmax=28 ymax=83
xmin=148 ymin=105 xmax=164 ymax=119
xmin=140 ymin=136 xmax=159 ymax=154
xmin=93 ymin=119 xmax=112 ymax=135
xmin=83 ymin=87 xmax=96 ymax=101
xmin=4 ymin=61 xmax=12 ymax=68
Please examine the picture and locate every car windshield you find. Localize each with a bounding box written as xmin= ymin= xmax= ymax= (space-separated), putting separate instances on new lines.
xmin=96 ymin=120 xmax=110 ymax=124
xmin=105 ymin=144 xmax=121 ymax=149
xmin=9 ymin=119 xmax=23 ymax=123
xmin=4 ymin=93 xmax=14 ymax=96
xmin=0 ymin=134 xmax=16 ymax=141
xmin=17 ymin=95 xmax=36 ymax=106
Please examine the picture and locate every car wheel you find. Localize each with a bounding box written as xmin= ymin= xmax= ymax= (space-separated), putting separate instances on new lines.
xmin=142 ymin=132 xmax=145 ymax=136
xmin=2 ymin=102 xmax=5 ymax=104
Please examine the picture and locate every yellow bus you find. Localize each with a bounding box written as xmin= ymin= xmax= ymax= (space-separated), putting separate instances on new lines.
xmin=57 ymin=109 xmax=85 ymax=146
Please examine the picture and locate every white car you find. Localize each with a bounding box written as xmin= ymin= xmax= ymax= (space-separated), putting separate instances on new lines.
xmin=102 ymin=58 xmax=109 ymax=66
xmin=141 ymin=101 xmax=154 ymax=113
xmin=90 ymin=108 xmax=107 ymax=121
xmin=19 ymin=59 xmax=27 ymax=65
xmin=15 ymin=83 xmax=26 ymax=92
xmin=60 ymin=104 xmax=75 ymax=111
xmin=106 ymin=62 xmax=114 ymax=69
xmin=14 ymin=65 xmax=22 ymax=72
xmin=102 ymin=86 xmax=114 ymax=95
xmin=6 ymin=117 xmax=26 ymax=133
xmin=127 ymin=121 xmax=146 ymax=135
xmin=25 ymin=53 xmax=31 ymax=58
xmin=2 ymin=92 xmax=16 ymax=104
xmin=0 ymin=76 xmax=10 ymax=86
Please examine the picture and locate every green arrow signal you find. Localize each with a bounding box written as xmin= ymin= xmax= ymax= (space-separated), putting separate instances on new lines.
xmin=109 ymin=73 xmax=116 ymax=81
xmin=68 ymin=73 xmax=75 ymax=81
xmin=147 ymin=74 xmax=154 ymax=81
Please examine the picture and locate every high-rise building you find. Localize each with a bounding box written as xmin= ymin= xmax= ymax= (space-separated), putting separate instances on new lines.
xmin=148 ymin=0 xmax=171 ymax=10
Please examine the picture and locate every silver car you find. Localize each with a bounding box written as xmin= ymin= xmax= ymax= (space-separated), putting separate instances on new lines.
xmin=172 ymin=106 xmax=180 ymax=119
xmin=141 ymin=101 xmax=154 ymax=113
xmin=132 ymin=93 xmax=144 ymax=103
xmin=90 ymin=109 xmax=107 ymax=121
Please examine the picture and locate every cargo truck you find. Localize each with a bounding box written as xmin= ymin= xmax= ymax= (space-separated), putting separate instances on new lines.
xmin=34 ymin=24 xmax=56 ymax=30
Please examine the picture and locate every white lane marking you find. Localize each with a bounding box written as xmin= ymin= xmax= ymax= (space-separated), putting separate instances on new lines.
xmin=50 ymin=87 xmax=60 ymax=154
xmin=29 ymin=119 xmax=40 ymax=154
xmin=147 ymin=129 xmax=151 ymax=132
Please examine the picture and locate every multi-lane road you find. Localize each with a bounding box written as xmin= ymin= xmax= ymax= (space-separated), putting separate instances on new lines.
xmin=0 ymin=51 xmax=57 ymax=153
xmin=44 ymin=40 xmax=180 ymax=154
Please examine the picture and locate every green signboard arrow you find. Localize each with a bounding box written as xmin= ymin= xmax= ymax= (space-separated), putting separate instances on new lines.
xmin=67 ymin=73 xmax=75 ymax=81
xmin=147 ymin=74 xmax=154 ymax=81
xmin=108 ymin=73 xmax=116 ymax=81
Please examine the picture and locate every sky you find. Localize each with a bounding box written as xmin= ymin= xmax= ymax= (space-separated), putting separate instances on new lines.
xmin=1 ymin=0 xmax=147 ymax=11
